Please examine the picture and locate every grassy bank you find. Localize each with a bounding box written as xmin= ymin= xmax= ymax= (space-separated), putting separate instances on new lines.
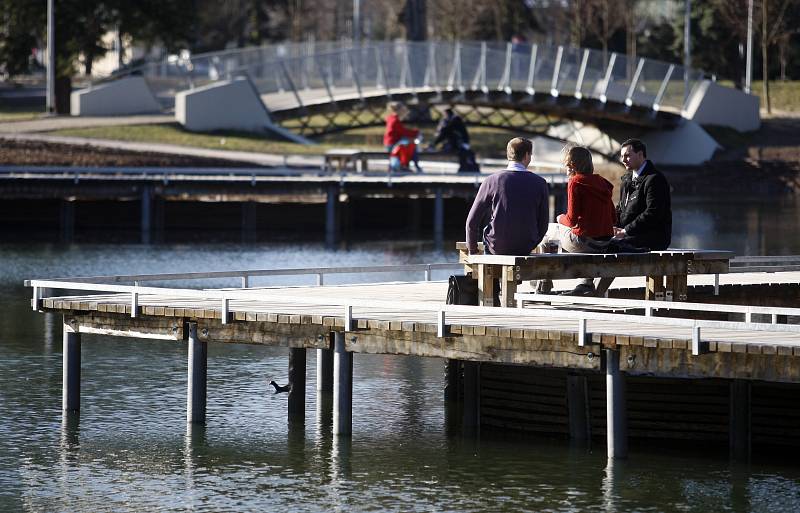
xmin=718 ymin=80 xmax=800 ymax=113
xmin=50 ymin=123 xmax=516 ymax=158
xmin=0 ymin=105 xmax=45 ymax=122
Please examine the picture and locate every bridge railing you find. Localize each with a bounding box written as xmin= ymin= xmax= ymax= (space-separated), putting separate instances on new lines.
xmin=103 ymin=40 xmax=707 ymax=116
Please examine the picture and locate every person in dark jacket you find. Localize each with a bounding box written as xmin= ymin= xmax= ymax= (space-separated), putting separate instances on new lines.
xmin=430 ymin=108 xmax=469 ymax=153
xmin=556 ymin=145 xmax=616 ymax=296
xmin=466 ymin=137 xmax=549 ymax=256
xmin=614 ymin=138 xmax=672 ymax=251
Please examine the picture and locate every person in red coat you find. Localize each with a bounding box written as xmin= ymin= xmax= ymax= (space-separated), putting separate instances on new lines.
xmin=383 ymin=101 xmax=422 ymax=172
xmin=555 ymin=145 xmax=616 ymax=295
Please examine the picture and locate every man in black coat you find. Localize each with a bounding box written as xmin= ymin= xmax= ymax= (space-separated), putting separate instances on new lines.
xmin=614 ymin=138 xmax=672 ymax=250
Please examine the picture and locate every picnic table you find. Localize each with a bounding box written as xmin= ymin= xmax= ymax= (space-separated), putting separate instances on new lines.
xmin=456 ymin=242 xmax=733 ymax=307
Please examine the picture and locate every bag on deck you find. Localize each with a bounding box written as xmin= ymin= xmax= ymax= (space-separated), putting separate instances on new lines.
xmin=446 ymin=274 xmax=479 ymax=305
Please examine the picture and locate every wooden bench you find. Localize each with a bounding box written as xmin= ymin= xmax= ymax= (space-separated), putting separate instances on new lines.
xmin=456 ymin=241 xmax=733 ymax=307
xmin=324 ymin=148 xmax=457 ymax=173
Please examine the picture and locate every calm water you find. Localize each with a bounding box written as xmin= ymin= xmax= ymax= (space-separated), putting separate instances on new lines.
xmin=3 ymin=199 xmax=800 ymax=512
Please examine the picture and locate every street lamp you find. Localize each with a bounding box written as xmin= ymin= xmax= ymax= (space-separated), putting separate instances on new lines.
xmin=46 ymin=0 xmax=55 ymax=113
xmin=745 ymin=0 xmax=754 ymax=93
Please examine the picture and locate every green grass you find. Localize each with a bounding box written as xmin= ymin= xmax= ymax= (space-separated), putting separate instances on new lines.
xmin=50 ymin=122 xmax=517 ymax=158
xmin=717 ymin=80 xmax=800 ymax=113
xmin=0 ymin=105 xmax=46 ymax=122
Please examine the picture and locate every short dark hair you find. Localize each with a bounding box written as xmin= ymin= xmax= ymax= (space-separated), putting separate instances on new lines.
xmin=507 ymin=137 xmax=533 ymax=161
xmin=620 ymin=138 xmax=647 ymax=158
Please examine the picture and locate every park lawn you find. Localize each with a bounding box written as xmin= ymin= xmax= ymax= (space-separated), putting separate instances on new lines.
xmin=49 ymin=123 xmax=515 ymax=158
xmin=0 ymin=105 xmax=46 ymax=122
xmin=717 ymin=80 xmax=800 ymax=113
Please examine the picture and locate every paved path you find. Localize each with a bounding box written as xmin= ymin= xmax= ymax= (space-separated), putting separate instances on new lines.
xmin=0 ymin=114 xmax=174 ymax=134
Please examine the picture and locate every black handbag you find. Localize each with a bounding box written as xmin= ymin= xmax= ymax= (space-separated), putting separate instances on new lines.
xmin=446 ymin=274 xmax=479 ymax=305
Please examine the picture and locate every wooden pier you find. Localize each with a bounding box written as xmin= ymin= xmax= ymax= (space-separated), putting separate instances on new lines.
xmin=0 ymin=164 xmax=567 ymax=245
xmin=26 ymin=258 xmax=800 ymax=460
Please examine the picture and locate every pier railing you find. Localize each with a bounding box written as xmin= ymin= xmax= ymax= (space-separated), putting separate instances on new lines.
xmin=25 ymin=257 xmax=800 ymax=357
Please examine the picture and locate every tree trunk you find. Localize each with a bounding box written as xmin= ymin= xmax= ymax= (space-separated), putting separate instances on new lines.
xmin=761 ymin=0 xmax=771 ymax=114
xmin=55 ymin=75 xmax=71 ymax=115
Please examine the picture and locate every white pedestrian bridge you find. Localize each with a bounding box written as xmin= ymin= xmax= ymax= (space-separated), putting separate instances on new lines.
xmin=73 ymin=40 xmax=760 ymax=164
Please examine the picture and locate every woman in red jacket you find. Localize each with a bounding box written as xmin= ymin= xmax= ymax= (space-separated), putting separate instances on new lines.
xmin=555 ymin=145 xmax=616 ymax=296
xmin=383 ymin=101 xmax=422 ymax=172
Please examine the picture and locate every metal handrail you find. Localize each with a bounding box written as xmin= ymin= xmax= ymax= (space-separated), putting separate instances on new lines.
xmin=25 ymin=263 xmax=464 ymax=286
xmin=26 ymin=274 xmax=800 ymax=356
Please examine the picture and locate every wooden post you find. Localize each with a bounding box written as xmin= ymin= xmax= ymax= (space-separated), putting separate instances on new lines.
xmin=645 ymin=275 xmax=665 ymax=301
xmin=462 ymin=361 xmax=480 ymax=434
xmin=478 ymin=265 xmax=495 ymax=307
xmin=62 ymin=325 xmax=81 ymax=412
xmin=241 ymin=201 xmax=257 ymax=243
xmin=500 ymin=267 xmax=518 ymax=308
xmin=60 ymin=199 xmax=75 ymax=243
xmin=333 ymin=331 xmax=352 ymax=435
xmin=288 ymin=348 xmax=306 ymax=422
xmin=567 ymin=374 xmax=591 ymax=442
xmin=444 ymin=359 xmax=460 ymax=402
xmin=605 ymin=349 xmax=627 ymax=459
xmin=317 ymin=339 xmax=334 ymax=393
xmin=140 ymin=185 xmax=152 ymax=244
xmin=325 ymin=184 xmax=340 ymax=248
xmin=187 ymin=322 xmax=207 ymax=424
xmin=730 ymin=379 xmax=751 ymax=462
xmin=433 ymin=188 xmax=444 ymax=250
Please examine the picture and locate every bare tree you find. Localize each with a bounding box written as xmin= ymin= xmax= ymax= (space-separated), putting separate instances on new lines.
xmin=583 ymin=0 xmax=627 ymax=61
xmin=760 ymin=0 xmax=794 ymax=113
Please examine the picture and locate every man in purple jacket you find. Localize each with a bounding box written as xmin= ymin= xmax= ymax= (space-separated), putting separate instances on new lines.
xmin=466 ymin=137 xmax=550 ymax=255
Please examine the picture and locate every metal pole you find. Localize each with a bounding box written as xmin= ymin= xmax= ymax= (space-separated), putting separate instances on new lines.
xmin=353 ymin=0 xmax=361 ymax=43
xmin=317 ymin=344 xmax=334 ymax=392
xmin=187 ymin=322 xmax=207 ymax=424
xmin=62 ymin=325 xmax=81 ymax=412
xmin=745 ymin=0 xmax=754 ymax=93
xmin=605 ymin=349 xmax=628 ymax=459
xmin=46 ymin=0 xmax=55 ymax=114
xmin=433 ymin=189 xmax=444 ymax=250
xmin=683 ymin=0 xmax=691 ymax=102
xmin=333 ymin=331 xmax=352 ymax=435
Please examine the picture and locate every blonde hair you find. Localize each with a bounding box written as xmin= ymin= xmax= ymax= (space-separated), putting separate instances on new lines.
xmin=388 ymin=101 xmax=407 ymax=114
xmin=506 ymin=137 xmax=533 ymax=162
xmin=562 ymin=145 xmax=593 ymax=175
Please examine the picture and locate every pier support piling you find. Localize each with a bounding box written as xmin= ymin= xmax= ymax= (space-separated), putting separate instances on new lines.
xmin=288 ymin=348 xmax=306 ymax=422
xmin=241 ymin=201 xmax=257 ymax=243
xmin=187 ymin=322 xmax=207 ymax=424
xmin=140 ymin=186 xmax=152 ymax=244
xmin=317 ymin=334 xmax=334 ymax=392
xmin=605 ymin=349 xmax=628 ymax=459
xmin=462 ymin=361 xmax=480 ymax=434
xmin=325 ymin=185 xmax=340 ymax=248
xmin=567 ymin=374 xmax=591 ymax=442
xmin=434 ymin=188 xmax=444 ymax=250
xmin=730 ymin=379 xmax=751 ymax=461
xmin=60 ymin=199 xmax=75 ymax=243
xmin=444 ymin=359 xmax=460 ymax=402
xmin=62 ymin=325 xmax=81 ymax=412
xmin=333 ymin=331 xmax=353 ymax=435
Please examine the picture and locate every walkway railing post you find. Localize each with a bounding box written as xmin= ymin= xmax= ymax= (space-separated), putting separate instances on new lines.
xmin=526 ymin=44 xmax=538 ymax=95
xmin=605 ymin=349 xmax=628 ymax=459
xmin=63 ymin=322 xmax=81 ymax=412
xmin=333 ymin=331 xmax=353 ymax=435
xmin=187 ymin=322 xmax=207 ymax=424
